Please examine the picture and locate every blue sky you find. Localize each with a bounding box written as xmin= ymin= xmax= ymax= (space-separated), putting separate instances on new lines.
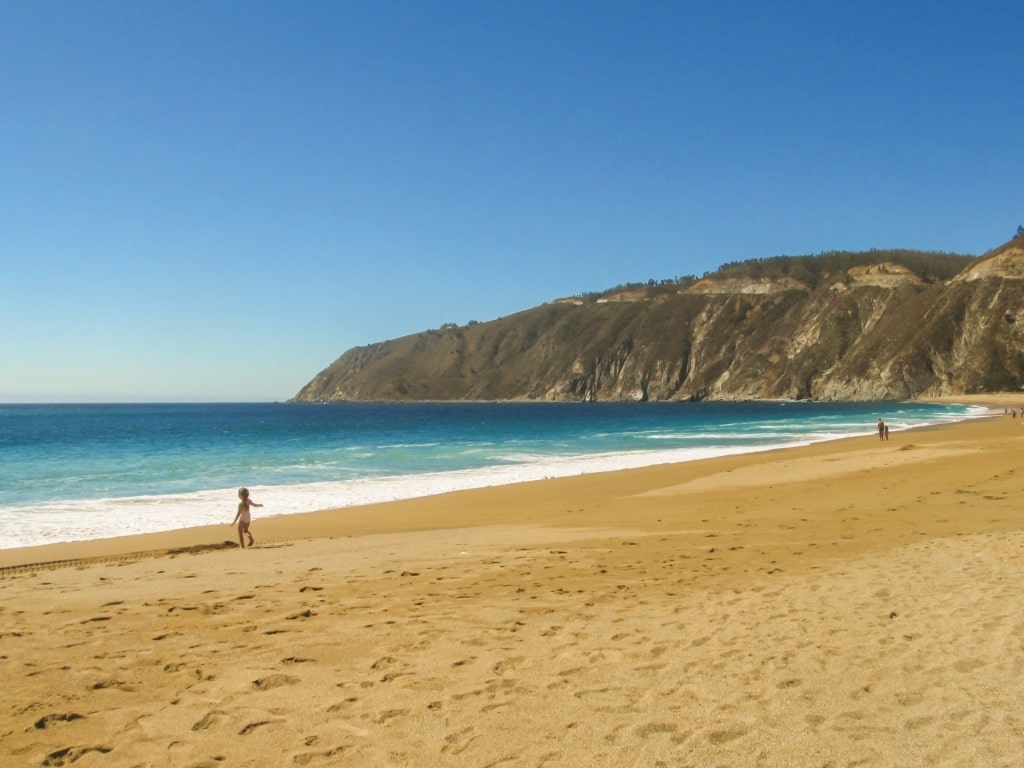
xmin=2 ymin=1 xmax=1022 ymax=402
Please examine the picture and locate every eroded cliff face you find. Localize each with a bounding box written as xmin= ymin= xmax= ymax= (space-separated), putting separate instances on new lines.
xmin=293 ymin=240 xmax=1024 ymax=403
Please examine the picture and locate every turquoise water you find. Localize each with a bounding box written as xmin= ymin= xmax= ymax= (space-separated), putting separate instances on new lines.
xmin=0 ymin=401 xmax=984 ymax=549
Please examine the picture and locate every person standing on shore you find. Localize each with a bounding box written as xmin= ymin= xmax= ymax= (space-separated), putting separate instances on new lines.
xmin=231 ymin=487 xmax=262 ymax=548
xmin=877 ymin=418 xmax=885 ymax=441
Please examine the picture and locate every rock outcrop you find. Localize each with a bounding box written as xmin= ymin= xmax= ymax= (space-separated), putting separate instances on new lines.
xmin=294 ymin=239 xmax=1024 ymax=402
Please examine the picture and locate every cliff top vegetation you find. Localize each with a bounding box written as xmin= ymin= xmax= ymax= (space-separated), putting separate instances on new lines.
xmin=585 ymin=249 xmax=975 ymax=302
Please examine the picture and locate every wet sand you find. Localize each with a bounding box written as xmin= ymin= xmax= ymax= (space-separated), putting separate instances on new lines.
xmin=3 ymin=398 xmax=1024 ymax=766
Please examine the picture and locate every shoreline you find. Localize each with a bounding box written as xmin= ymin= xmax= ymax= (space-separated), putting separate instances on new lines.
xmin=1 ymin=399 xmax=984 ymax=552
xmin=4 ymin=396 xmax=1024 ymax=765
xmin=0 ymin=394 xmax=1017 ymax=572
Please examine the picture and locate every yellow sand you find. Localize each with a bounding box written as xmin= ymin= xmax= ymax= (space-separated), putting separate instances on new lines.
xmin=3 ymin=396 xmax=1024 ymax=767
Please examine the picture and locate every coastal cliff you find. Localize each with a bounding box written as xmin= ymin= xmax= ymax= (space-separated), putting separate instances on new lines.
xmin=294 ymin=238 xmax=1024 ymax=402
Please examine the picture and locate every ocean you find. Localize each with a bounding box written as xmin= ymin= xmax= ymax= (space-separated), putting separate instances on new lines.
xmin=0 ymin=400 xmax=985 ymax=550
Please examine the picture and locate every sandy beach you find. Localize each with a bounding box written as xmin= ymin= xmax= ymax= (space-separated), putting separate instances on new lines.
xmin=3 ymin=398 xmax=1024 ymax=767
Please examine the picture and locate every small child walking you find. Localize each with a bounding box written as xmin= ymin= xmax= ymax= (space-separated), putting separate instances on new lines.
xmin=231 ymin=487 xmax=262 ymax=548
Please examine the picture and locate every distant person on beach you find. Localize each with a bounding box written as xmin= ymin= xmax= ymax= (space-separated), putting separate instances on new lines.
xmin=877 ymin=418 xmax=885 ymax=441
xmin=231 ymin=487 xmax=262 ymax=548
xmin=884 ymin=424 xmax=890 ymax=441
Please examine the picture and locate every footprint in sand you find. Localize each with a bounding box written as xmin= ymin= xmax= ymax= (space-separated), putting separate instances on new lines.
xmin=492 ymin=656 xmax=525 ymax=675
xmin=191 ymin=710 xmax=229 ymax=732
xmin=34 ymin=713 xmax=85 ymax=729
xmin=374 ymin=708 xmax=409 ymax=724
xmin=326 ymin=697 xmax=359 ymax=713
xmin=292 ymin=746 xmax=349 ymax=765
xmin=707 ymin=726 xmax=747 ymax=745
xmin=441 ymin=726 xmax=480 ymax=756
xmin=239 ymin=719 xmax=279 ymax=735
xmin=90 ymin=678 xmax=134 ymax=692
xmin=635 ymin=722 xmax=679 ymax=739
xmin=252 ymin=673 xmax=300 ymax=690
xmin=42 ymin=745 xmax=112 ymax=766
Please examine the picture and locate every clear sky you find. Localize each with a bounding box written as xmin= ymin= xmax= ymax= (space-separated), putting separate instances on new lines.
xmin=2 ymin=1 xmax=1022 ymax=402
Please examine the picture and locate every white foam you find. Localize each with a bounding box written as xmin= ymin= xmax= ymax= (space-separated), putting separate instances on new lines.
xmin=0 ymin=443 xmax=770 ymax=549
